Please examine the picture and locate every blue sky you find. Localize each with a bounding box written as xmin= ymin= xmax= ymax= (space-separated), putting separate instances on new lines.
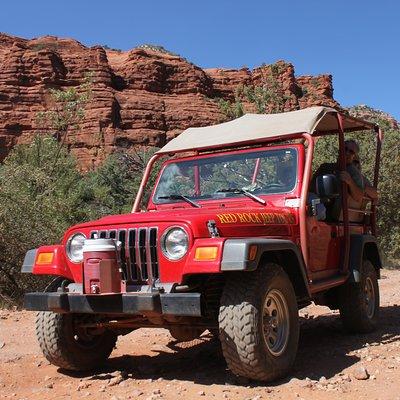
xmin=2 ymin=1 xmax=399 ymax=120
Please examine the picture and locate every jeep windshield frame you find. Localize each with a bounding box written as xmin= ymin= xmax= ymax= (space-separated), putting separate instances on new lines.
xmin=152 ymin=146 xmax=300 ymax=206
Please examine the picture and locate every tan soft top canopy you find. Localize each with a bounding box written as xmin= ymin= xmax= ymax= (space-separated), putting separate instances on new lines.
xmin=157 ymin=106 xmax=376 ymax=155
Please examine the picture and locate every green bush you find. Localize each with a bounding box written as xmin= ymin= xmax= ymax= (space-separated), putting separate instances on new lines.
xmin=0 ymin=139 xmax=158 ymax=305
xmin=0 ymin=136 xmax=87 ymax=304
xmin=36 ymin=73 xmax=92 ymax=140
xmin=218 ymin=97 xmax=244 ymax=120
xmin=82 ymin=147 xmax=160 ymax=219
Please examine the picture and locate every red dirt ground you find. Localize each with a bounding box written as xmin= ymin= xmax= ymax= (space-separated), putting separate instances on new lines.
xmin=1 ymin=270 xmax=400 ymax=400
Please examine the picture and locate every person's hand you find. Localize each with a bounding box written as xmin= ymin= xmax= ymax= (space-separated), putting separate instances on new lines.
xmin=339 ymin=171 xmax=352 ymax=185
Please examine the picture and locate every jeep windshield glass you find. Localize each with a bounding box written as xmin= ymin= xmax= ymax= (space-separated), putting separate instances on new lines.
xmin=154 ymin=148 xmax=298 ymax=205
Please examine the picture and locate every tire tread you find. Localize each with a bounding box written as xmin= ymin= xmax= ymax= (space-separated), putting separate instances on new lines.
xmin=35 ymin=311 xmax=117 ymax=371
xmin=219 ymin=263 xmax=298 ymax=381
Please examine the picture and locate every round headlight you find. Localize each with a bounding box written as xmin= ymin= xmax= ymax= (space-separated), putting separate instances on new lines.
xmin=161 ymin=227 xmax=189 ymax=261
xmin=66 ymin=233 xmax=86 ymax=263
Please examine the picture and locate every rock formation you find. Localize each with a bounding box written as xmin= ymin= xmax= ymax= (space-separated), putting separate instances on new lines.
xmin=0 ymin=33 xmax=340 ymax=169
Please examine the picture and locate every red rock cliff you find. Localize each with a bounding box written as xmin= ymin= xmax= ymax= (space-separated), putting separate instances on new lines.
xmin=0 ymin=34 xmax=339 ymax=169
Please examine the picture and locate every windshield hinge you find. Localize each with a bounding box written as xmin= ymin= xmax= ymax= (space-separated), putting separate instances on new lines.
xmin=207 ymin=220 xmax=220 ymax=238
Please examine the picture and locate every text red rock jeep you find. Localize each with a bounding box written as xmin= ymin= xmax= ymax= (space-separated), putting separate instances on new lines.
xmin=23 ymin=106 xmax=383 ymax=382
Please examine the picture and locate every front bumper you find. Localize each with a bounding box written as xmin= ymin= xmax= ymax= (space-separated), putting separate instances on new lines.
xmin=24 ymin=292 xmax=202 ymax=317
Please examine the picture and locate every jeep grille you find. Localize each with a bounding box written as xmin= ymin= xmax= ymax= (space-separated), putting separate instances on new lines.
xmin=90 ymin=228 xmax=159 ymax=283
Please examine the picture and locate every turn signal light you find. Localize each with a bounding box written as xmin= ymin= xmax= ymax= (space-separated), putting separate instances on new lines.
xmin=36 ymin=252 xmax=54 ymax=265
xmin=194 ymin=246 xmax=218 ymax=261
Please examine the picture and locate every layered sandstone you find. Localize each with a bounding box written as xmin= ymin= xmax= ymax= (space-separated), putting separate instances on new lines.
xmin=0 ymin=33 xmax=339 ymax=169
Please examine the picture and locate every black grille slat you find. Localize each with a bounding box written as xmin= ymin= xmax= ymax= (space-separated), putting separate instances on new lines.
xmin=149 ymin=228 xmax=159 ymax=279
xmin=138 ymin=229 xmax=148 ymax=280
xmin=118 ymin=230 xmax=127 ymax=279
xmin=128 ymin=229 xmax=138 ymax=280
xmin=88 ymin=227 xmax=159 ymax=284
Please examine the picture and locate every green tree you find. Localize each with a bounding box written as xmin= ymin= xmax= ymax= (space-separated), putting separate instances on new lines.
xmin=241 ymin=80 xmax=287 ymax=114
xmin=376 ymin=127 xmax=400 ymax=265
xmin=37 ymin=74 xmax=92 ymax=139
xmin=218 ymin=97 xmax=244 ymax=120
xmin=36 ymin=74 xmax=92 ymax=173
xmin=0 ymin=77 xmax=93 ymax=305
xmin=0 ymin=141 xmax=159 ymax=305
xmin=82 ymin=147 xmax=161 ymax=218
xmin=0 ymin=136 xmax=88 ymax=304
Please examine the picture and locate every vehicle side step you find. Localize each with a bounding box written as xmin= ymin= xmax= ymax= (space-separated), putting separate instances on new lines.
xmin=309 ymin=275 xmax=348 ymax=294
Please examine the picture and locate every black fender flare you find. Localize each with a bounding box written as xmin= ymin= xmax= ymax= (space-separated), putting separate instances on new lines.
xmin=349 ymin=234 xmax=382 ymax=283
xmin=221 ymin=238 xmax=310 ymax=298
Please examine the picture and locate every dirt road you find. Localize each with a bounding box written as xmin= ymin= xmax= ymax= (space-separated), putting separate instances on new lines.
xmin=1 ymin=270 xmax=400 ymax=400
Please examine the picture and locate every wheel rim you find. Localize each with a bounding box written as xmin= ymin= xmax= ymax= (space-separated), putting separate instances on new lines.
xmin=365 ymin=277 xmax=376 ymax=319
xmin=262 ymin=289 xmax=290 ymax=356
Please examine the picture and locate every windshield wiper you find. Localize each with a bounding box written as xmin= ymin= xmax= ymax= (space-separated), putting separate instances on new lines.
xmin=158 ymin=194 xmax=201 ymax=208
xmin=217 ymin=188 xmax=266 ymax=205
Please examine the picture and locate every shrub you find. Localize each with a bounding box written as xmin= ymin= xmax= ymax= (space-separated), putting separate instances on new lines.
xmin=0 ymin=141 xmax=158 ymax=305
xmin=82 ymin=147 xmax=160 ymax=219
xmin=218 ymin=98 xmax=244 ymax=120
xmin=0 ymin=136 xmax=87 ymax=304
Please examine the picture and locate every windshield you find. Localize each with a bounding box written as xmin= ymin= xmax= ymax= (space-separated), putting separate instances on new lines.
xmin=154 ymin=148 xmax=298 ymax=204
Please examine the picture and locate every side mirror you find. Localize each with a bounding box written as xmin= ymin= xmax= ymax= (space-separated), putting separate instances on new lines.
xmin=316 ymin=174 xmax=339 ymax=198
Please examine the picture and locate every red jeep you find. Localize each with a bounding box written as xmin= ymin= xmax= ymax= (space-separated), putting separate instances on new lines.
xmin=23 ymin=106 xmax=383 ymax=382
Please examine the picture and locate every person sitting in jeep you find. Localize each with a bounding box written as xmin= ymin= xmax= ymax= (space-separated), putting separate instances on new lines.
xmin=353 ymin=155 xmax=378 ymax=202
xmin=311 ymin=139 xmax=365 ymax=221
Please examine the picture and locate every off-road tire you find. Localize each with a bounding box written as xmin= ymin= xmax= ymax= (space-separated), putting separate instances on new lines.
xmin=36 ymin=277 xmax=116 ymax=371
xmin=219 ymin=263 xmax=299 ymax=382
xmin=35 ymin=312 xmax=117 ymax=371
xmin=339 ymin=259 xmax=379 ymax=333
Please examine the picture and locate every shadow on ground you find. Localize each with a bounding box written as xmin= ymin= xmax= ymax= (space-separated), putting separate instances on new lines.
xmin=61 ymin=305 xmax=400 ymax=386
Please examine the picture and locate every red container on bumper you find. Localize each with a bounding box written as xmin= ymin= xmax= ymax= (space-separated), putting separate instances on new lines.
xmin=82 ymin=239 xmax=122 ymax=294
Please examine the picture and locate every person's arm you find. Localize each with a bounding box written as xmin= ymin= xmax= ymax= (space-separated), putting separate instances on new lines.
xmin=365 ymin=186 xmax=378 ymax=201
xmin=364 ymin=177 xmax=378 ymax=201
xmin=339 ymin=171 xmax=364 ymax=203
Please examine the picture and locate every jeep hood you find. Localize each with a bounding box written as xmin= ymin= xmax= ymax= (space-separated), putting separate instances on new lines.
xmin=65 ymin=205 xmax=297 ymax=241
